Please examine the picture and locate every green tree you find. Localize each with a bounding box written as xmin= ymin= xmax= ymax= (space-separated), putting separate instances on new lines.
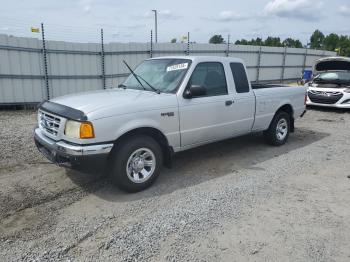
xmin=324 ymin=33 xmax=339 ymax=51
xmin=235 ymin=39 xmax=248 ymax=45
xmin=310 ymin=30 xmax=325 ymax=49
xmin=235 ymin=37 xmax=263 ymax=46
xmin=294 ymin=39 xmax=303 ymax=48
xmin=337 ymin=35 xmax=350 ymax=57
xmin=253 ymin=37 xmax=263 ymax=46
xmin=209 ymin=35 xmax=224 ymax=44
xmin=282 ymin=38 xmax=303 ymax=48
xmin=170 ymin=38 xmax=177 ymax=43
xmin=233 ymin=32 xmax=350 ymax=57
xmin=264 ymin=37 xmax=283 ymax=47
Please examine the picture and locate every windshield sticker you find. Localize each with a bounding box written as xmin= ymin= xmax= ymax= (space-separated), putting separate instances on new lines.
xmin=166 ymin=63 xmax=188 ymax=72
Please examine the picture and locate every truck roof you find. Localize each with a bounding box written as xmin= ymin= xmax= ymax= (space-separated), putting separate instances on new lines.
xmin=148 ymin=56 xmax=244 ymax=64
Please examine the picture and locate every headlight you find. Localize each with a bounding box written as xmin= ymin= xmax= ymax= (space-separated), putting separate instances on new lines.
xmin=65 ymin=120 xmax=95 ymax=139
xmin=344 ymin=88 xmax=350 ymax=93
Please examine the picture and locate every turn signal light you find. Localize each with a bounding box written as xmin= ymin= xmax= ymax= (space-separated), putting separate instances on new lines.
xmin=80 ymin=122 xmax=95 ymax=139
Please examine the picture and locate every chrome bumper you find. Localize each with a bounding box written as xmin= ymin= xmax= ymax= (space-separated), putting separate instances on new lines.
xmin=306 ymin=101 xmax=350 ymax=109
xmin=34 ymin=128 xmax=113 ymax=157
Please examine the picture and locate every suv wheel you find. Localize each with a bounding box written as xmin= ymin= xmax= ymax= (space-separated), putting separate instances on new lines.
xmin=109 ymin=135 xmax=162 ymax=192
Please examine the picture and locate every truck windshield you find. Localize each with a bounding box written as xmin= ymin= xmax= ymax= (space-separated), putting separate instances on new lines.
xmin=314 ymin=71 xmax=350 ymax=85
xmin=121 ymin=59 xmax=191 ymax=93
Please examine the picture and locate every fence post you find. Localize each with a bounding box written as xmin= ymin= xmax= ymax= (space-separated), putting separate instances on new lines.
xmin=150 ymin=30 xmax=153 ymax=58
xmin=100 ymin=29 xmax=106 ymax=89
xmin=280 ymin=46 xmax=287 ymax=83
xmin=41 ymin=23 xmax=50 ymax=100
xmin=302 ymin=48 xmax=307 ymax=72
xmin=226 ymin=34 xmax=230 ymax=57
xmin=186 ymin=32 xmax=190 ymax=55
xmin=256 ymin=45 xmax=262 ymax=83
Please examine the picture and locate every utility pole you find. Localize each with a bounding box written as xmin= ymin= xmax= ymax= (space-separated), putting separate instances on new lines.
xmin=152 ymin=9 xmax=158 ymax=43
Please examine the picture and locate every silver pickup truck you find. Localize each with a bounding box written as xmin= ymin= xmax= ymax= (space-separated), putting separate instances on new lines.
xmin=34 ymin=56 xmax=306 ymax=192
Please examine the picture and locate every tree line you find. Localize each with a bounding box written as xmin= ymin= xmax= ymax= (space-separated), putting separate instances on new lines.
xmin=207 ymin=30 xmax=350 ymax=57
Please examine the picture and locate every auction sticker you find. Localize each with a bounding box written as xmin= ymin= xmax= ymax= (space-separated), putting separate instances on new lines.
xmin=166 ymin=63 xmax=188 ymax=72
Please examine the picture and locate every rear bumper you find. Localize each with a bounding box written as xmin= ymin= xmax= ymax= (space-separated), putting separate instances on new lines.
xmin=34 ymin=128 xmax=113 ymax=167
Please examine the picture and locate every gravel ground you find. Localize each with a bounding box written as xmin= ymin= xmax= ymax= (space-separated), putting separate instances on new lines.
xmin=0 ymin=108 xmax=350 ymax=261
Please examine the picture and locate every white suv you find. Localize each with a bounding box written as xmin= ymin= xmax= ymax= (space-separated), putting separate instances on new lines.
xmin=307 ymin=56 xmax=350 ymax=108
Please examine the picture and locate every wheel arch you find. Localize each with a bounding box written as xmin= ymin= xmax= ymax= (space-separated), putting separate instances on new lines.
xmin=111 ymin=126 xmax=173 ymax=167
xmin=274 ymin=104 xmax=295 ymax=132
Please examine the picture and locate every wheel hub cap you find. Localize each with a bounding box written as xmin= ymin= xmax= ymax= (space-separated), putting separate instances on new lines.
xmin=276 ymin=118 xmax=288 ymax=141
xmin=132 ymin=157 xmax=145 ymax=172
xmin=126 ymin=148 xmax=156 ymax=183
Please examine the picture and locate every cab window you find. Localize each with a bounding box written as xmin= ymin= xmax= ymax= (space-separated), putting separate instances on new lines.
xmin=188 ymin=62 xmax=228 ymax=97
xmin=230 ymin=63 xmax=250 ymax=93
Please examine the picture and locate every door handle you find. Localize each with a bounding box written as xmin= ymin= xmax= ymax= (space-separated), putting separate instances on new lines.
xmin=225 ymin=100 xmax=233 ymax=106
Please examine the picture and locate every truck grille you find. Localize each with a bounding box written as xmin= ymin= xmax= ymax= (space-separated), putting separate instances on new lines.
xmin=308 ymin=90 xmax=343 ymax=104
xmin=38 ymin=111 xmax=62 ymax=136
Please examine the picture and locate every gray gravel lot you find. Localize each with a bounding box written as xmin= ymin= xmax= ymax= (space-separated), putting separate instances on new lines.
xmin=0 ymin=108 xmax=350 ymax=261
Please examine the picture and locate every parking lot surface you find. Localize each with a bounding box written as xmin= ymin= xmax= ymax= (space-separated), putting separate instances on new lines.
xmin=0 ymin=108 xmax=350 ymax=261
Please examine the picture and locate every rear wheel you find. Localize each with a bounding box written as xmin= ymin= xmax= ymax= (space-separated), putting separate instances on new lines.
xmin=264 ymin=111 xmax=290 ymax=146
xmin=109 ymin=135 xmax=162 ymax=192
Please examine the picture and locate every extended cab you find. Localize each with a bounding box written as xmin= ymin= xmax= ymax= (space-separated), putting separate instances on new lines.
xmin=34 ymin=56 xmax=306 ymax=192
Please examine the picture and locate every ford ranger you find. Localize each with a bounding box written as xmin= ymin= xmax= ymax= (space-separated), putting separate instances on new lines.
xmin=34 ymin=56 xmax=306 ymax=192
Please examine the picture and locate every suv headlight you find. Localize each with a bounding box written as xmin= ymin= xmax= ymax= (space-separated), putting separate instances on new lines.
xmin=344 ymin=88 xmax=350 ymax=93
xmin=65 ymin=120 xmax=95 ymax=139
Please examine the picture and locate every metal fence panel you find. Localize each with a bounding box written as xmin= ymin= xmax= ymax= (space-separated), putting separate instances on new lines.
xmin=191 ymin=43 xmax=226 ymax=56
xmin=45 ymin=40 xmax=102 ymax=97
xmin=0 ymin=35 xmax=45 ymax=103
xmin=0 ymin=34 xmax=336 ymax=104
xmin=153 ymin=43 xmax=187 ymax=57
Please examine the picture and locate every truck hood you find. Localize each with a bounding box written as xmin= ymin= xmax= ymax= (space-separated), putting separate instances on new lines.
xmin=314 ymin=56 xmax=350 ymax=72
xmin=50 ymin=88 xmax=178 ymax=120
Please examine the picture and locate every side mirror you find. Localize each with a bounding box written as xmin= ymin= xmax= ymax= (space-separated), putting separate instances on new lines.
xmin=183 ymin=85 xmax=206 ymax=99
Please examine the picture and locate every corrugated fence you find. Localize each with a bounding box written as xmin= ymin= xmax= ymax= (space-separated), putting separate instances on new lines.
xmin=0 ymin=34 xmax=335 ymax=104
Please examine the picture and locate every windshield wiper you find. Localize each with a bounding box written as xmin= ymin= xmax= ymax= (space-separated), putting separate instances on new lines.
xmin=314 ymin=78 xmax=350 ymax=86
xmin=136 ymin=74 xmax=161 ymax=94
xmin=332 ymin=79 xmax=350 ymax=84
xmin=123 ymin=60 xmax=160 ymax=94
xmin=314 ymin=78 xmax=328 ymax=83
xmin=123 ymin=60 xmax=146 ymax=91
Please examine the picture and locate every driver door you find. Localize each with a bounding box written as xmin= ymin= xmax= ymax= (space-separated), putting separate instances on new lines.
xmin=178 ymin=62 xmax=235 ymax=148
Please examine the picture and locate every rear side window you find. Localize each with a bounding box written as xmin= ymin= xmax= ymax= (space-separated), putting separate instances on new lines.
xmin=230 ymin=63 xmax=250 ymax=93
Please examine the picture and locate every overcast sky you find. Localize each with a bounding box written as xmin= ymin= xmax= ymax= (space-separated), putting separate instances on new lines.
xmin=0 ymin=0 xmax=349 ymax=44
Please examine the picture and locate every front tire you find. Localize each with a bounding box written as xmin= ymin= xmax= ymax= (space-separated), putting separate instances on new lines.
xmin=109 ymin=135 xmax=163 ymax=192
xmin=264 ymin=111 xmax=290 ymax=146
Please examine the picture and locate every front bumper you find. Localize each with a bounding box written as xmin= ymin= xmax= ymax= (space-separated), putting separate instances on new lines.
xmin=306 ymin=100 xmax=350 ymax=109
xmin=34 ymin=128 xmax=113 ymax=167
xmin=306 ymin=90 xmax=350 ymax=108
